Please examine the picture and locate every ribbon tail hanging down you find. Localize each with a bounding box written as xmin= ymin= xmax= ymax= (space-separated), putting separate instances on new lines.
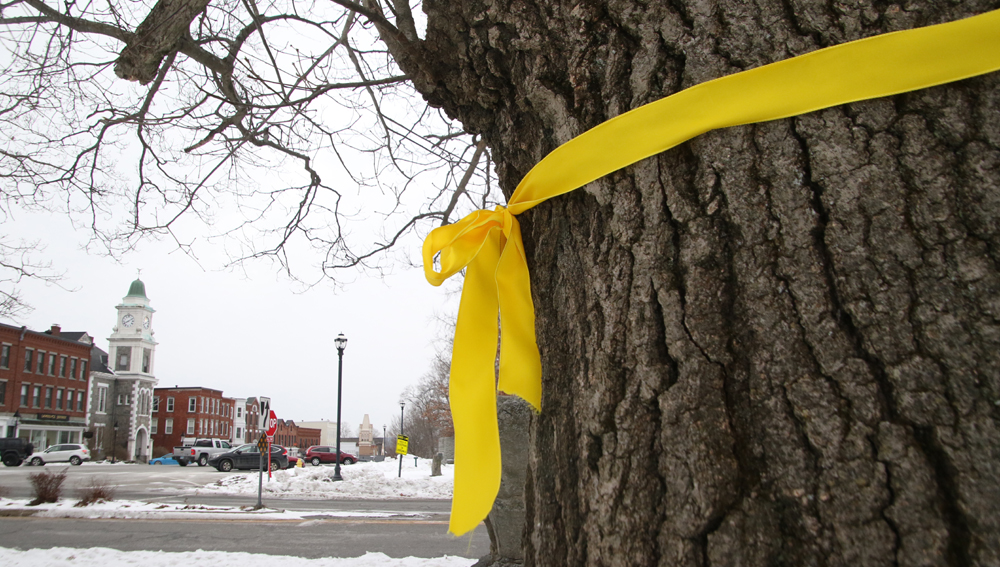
xmin=496 ymin=215 xmax=542 ymax=408
xmin=447 ymin=226 xmax=504 ymax=536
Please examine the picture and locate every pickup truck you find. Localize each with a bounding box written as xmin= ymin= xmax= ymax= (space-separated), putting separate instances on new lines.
xmin=173 ymin=438 xmax=234 ymax=467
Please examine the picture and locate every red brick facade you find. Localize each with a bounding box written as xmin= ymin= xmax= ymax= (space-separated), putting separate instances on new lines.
xmin=0 ymin=323 xmax=91 ymax=445
xmin=150 ymin=387 xmax=235 ymax=454
xmin=273 ymin=419 xmax=321 ymax=451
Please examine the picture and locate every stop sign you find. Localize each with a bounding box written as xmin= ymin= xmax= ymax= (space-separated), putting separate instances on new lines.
xmin=266 ymin=410 xmax=278 ymax=436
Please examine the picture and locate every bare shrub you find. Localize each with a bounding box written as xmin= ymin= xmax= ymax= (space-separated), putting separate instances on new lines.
xmin=75 ymin=477 xmax=117 ymax=507
xmin=28 ymin=469 xmax=67 ymax=505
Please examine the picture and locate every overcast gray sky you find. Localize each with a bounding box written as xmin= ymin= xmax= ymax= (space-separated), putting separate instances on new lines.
xmin=7 ymin=209 xmax=460 ymax=436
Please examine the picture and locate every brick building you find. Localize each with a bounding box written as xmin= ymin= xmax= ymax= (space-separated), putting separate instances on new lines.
xmin=150 ymin=386 xmax=235 ymax=455
xmin=273 ymin=419 xmax=321 ymax=452
xmin=0 ymin=323 xmax=92 ymax=448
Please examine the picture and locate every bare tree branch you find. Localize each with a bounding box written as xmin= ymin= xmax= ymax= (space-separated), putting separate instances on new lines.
xmin=0 ymin=0 xmax=498 ymax=300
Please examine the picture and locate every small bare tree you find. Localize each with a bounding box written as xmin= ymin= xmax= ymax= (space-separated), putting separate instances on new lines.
xmin=397 ymin=350 xmax=453 ymax=458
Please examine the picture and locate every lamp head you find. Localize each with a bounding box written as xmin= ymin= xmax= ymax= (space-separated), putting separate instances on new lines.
xmin=335 ymin=333 xmax=347 ymax=352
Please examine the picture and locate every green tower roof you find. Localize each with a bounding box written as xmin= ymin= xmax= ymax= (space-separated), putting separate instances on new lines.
xmin=126 ymin=278 xmax=147 ymax=298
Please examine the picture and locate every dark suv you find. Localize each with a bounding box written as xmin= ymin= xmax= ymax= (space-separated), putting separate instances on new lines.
xmin=0 ymin=437 xmax=34 ymax=467
xmin=304 ymin=445 xmax=357 ymax=466
xmin=208 ymin=443 xmax=289 ymax=472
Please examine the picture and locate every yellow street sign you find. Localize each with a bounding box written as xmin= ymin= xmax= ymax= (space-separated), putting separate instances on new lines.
xmin=257 ymin=433 xmax=268 ymax=452
xmin=396 ymin=435 xmax=409 ymax=455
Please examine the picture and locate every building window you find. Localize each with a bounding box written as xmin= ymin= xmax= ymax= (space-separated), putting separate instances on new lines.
xmin=23 ymin=349 xmax=33 ymax=372
xmin=167 ymin=397 xmax=174 ymax=412
xmin=142 ymin=348 xmax=151 ymax=373
xmin=237 ymin=406 xmax=243 ymax=418
xmin=66 ymin=390 xmax=74 ymax=411
xmin=153 ymin=397 xmax=159 ymax=412
xmin=32 ymin=386 xmax=41 ymax=407
xmin=151 ymin=418 xmax=158 ymax=435
xmin=44 ymin=387 xmax=53 ymax=409
xmin=70 ymin=358 xmax=78 ymax=380
xmin=186 ymin=418 xmax=195 ymax=435
xmin=188 ymin=397 xmax=196 ymax=412
xmin=77 ymin=391 xmax=85 ymax=412
xmin=56 ymin=389 xmax=64 ymax=410
xmin=115 ymin=347 xmax=130 ymax=372
xmin=59 ymin=355 xmax=67 ymax=377
xmin=165 ymin=418 xmax=173 ymax=434
xmin=97 ymin=386 xmax=108 ymax=413
xmin=236 ymin=427 xmax=243 ymax=440
xmin=20 ymin=384 xmax=28 ymax=407
xmin=0 ymin=380 xmax=6 ymax=405
xmin=117 ymin=394 xmax=131 ymax=406
xmin=48 ymin=353 xmax=56 ymax=375
xmin=0 ymin=344 xmax=9 ymax=368
xmin=36 ymin=351 xmax=45 ymax=374
xmin=80 ymin=360 xmax=87 ymax=378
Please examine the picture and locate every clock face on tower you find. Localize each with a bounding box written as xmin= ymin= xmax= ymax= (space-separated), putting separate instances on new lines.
xmin=143 ymin=316 xmax=150 ymax=329
xmin=122 ymin=314 xmax=135 ymax=327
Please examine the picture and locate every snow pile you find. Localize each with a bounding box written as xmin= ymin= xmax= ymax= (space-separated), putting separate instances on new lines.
xmin=198 ymin=458 xmax=454 ymax=499
xmin=2 ymin=547 xmax=474 ymax=567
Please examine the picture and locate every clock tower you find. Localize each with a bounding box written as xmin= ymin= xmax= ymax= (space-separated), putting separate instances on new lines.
xmin=98 ymin=277 xmax=158 ymax=462
xmin=109 ymin=278 xmax=157 ymax=376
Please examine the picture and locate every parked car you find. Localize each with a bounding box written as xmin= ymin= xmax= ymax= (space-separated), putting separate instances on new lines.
xmin=172 ymin=438 xmax=234 ymax=467
xmin=0 ymin=437 xmax=34 ymax=467
xmin=304 ymin=445 xmax=357 ymax=466
xmin=208 ymin=443 xmax=289 ymax=472
xmin=149 ymin=454 xmax=179 ymax=465
xmin=29 ymin=443 xmax=90 ymax=466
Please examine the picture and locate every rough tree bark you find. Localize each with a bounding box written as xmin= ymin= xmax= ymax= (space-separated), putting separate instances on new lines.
xmin=407 ymin=0 xmax=1000 ymax=565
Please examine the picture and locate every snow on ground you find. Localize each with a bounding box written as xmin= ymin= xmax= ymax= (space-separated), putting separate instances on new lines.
xmin=197 ymin=457 xmax=455 ymax=499
xmin=1 ymin=458 xmax=469 ymax=565
xmin=0 ymin=497 xmax=420 ymax=520
xmin=2 ymin=547 xmax=475 ymax=566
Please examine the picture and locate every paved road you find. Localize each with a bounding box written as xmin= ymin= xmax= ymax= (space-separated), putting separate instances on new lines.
xmin=0 ymin=463 xmax=489 ymax=559
xmin=0 ymin=516 xmax=488 ymax=559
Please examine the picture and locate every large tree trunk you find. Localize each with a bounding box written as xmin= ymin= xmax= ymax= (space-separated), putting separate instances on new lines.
xmin=415 ymin=1 xmax=1000 ymax=565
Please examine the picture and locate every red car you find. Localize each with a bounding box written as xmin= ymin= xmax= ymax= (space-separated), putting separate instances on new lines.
xmin=304 ymin=446 xmax=357 ymax=466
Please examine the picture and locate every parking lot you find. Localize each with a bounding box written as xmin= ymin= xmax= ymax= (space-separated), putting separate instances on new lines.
xmin=0 ymin=462 xmax=237 ymax=500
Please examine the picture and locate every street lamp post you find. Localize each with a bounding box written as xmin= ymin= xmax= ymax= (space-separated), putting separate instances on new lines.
xmin=112 ymin=421 xmax=119 ymax=464
xmin=398 ymin=402 xmax=405 ymax=478
xmin=382 ymin=425 xmax=386 ymax=456
xmin=8 ymin=410 xmax=20 ymax=438
xmin=333 ymin=333 xmax=348 ymax=482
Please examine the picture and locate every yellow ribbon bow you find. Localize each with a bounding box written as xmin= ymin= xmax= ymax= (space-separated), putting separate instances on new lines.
xmin=423 ymin=8 xmax=1000 ymax=536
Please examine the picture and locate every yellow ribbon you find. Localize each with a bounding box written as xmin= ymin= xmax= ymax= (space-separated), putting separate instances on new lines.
xmin=423 ymin=8 xmax=1000 ymax=536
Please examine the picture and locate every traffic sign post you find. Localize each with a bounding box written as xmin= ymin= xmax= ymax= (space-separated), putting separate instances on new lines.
xmin=265 ymin=410 xmax=277 ymax=478
xmin=396 ymin=435 xmax=409 ymax=478
xmin=256 ymin=432 xmax=268 ymax=509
